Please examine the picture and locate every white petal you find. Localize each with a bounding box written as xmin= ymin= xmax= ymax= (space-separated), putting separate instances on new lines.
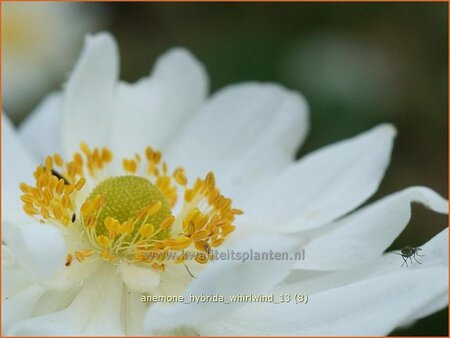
xmin=2 ymin=114 xmax=37 ymax=224
xmin=3 ymin=285 xmax=46 ymax=333
xmin=199 ymin=266 xmax=447 ymax=336
xmin=271 ymin=228 xmax=448 ymax=334
xmin=117 ymin=261 xmax=160 ymax=293
xmin=7 ymin=222 xmax=66 ymax=282
xmin=285 ymin=228 xmax=449 ymax=296
xmin=8 ymin=264 xmax=125 ymax=336
xmin=165 ymin=83 xmax=309 ymax=197
xmin=400 ymin=291 xmax=448 ymax=328
xmin=32 ymin=288 xmax=79 ymax=317
xmin=2 ymin=262 xmax=31 ymax=299
xmin=45 ymin=256 xmax=101 ymax=291
xmin=18 ymin=92 xmax=63 ymax=160
xmin=419 ymin=226 xmax=448 ymax=267
xmin=122 ymin=289 xmax=147 ymax=336
xmin=156 ymin=263 xmax=198 ymax=296
xmin=1 ymin=245 xmax=40 ymax=333
xmin=198 ymin=207 xmax=448 ymax=336
xmin=240 ymin=124 xmax=396 ymax=232
xmin=109 ymin=48 xmax=208 ymax=159
xmin=295 ymin=186 xmax=448 ymax=270
xmin=2 ymin=244 xmax=33 ymax=299
xmin=62 ymin=32 xmax=119 ymax=156
xmin=144 ymin=235 xmax=301 ymax=334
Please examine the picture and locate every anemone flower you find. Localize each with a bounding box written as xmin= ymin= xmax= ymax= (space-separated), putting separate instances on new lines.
xmin=2 ymin=32 xmax=448 ymax=336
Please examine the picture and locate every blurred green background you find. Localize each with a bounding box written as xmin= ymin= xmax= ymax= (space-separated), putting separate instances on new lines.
xmin=2 ymin=2 xmax=448 ymax=336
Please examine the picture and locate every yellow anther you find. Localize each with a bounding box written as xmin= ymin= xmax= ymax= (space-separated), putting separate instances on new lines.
xmin=75 ymin=251 xmax=85 ymax=262
xmin=101 ymin=148 xmax=112 ymax=162
xmin=43 ymin=188 xmax=53 ymax=201
xmin=61 ymin=215 xmax=70 ymax=226
xmin=139 ymin=223 xmax=154 ymax=237
xmin=53 ymin=153 xmax=64 ymax=167
xmin=195 ymin=241 xmax=211 ymax=254
xmin=20 ymin=195 xmax=34 ymax=204
xmin=80 ymin=142 xmax=91 ymax=156
xmin=19 ymin=183 xmax=29 ymax=193
xmin=65 ymin=254 xmax=73 ymax=266
xmin=184 ymin=189 xmax=195 ymax=203
xmin=83 ymin=249 xmax=93 ymax=257
xmin=75 ymin=249 xmax=93 ymax=262
xmin=45 ymin=156 xmax=53 ymax=172
xmin=37 ymin=174 xmax=48 ymax=189
xmin=105 ymin=217 xmax=120 ymax=236
xmin=67 ymin=161 xmax=77 ymax=178
xmin=80 ymin=201 xmax=93 ymax=216
xmin=205 ymin=172 xmax=215 ymax=189
xmin=62 ymin=194 xmax=72 ymax=209
xmin=56 ymin=179 xmax=65 ymax=194
xmin=145 ymin=147 xmax=154 ymax=161
xmin=74 ymin=152 xmax=83 ymax=166
xmin=185 ymin=208 xmax=201 ymax=225
xmin=221 ymin=224 xmax=236 ymax=236
xmin=194 ymin=215 xmax=209 ymax=231
xmin=162 ymin=162 xmax=168 ymax=175
xmin=123 ymin=159 xmax=137 ymax=173
xmin=92 ymin=149 xmax=101 ymax=165
xmin=97 ymin=235 xmax=111 ymax=248
xmin=52 ymin=205 xmax=63 ymax=220
xmin=20 ymin=143 xmax=240 ymax=271
xmin=160 ymin=215 xmax=175 ymax=230
xmin=146 ymin=201 xmax=162 ymax=217
xmin=100 ymin=250 xmax=117 ymax=262
xmin=118 ymin=219 xmax=134 ymax=235
xmin=173 ymin=168 xmax=187 ymax=186
xmin=153 ymin=241 xmax=166 ymax=250
xmin=231 ymin=208 xmax=244 ymax=215
xmin=41 ymin=208 xmax=50 ymax=219
xmin=172 ymin=236 xmax=192 ymax=249
xmin=75 ymin=178 xmax=86 ymax=191
xmin=64 ymin=184 xmax=76 ymax=195
xmin=153 ymin=151 xmax=161 ymax=163
xmin=191 ymin=230 xmax=211 ymax=241
xmin=211 ymin=238 xmax=225 ymax=247
xmin=23 ymin=204 xmax=37 ymax=216
xmin=187 ymin=222 xmax=195 ymax=236
xmin=151 ymin=263 xmax=165 ymax=271
xmin=92 ymin=195 xmax=105 ymax=209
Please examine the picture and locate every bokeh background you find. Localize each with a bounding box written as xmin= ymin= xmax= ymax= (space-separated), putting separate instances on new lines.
xmin=2 ymin=2 xmax=448 ymax=336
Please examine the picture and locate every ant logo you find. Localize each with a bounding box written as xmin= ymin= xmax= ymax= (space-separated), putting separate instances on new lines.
xmin=393 ymin=246 xmax=424 ymax=267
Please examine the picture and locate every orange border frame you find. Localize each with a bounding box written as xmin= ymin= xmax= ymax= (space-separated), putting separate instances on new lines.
xmin=0 ymin=1 xmax=448 ymax=338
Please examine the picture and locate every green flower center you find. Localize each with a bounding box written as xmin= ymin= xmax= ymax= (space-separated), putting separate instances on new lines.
xmin=87 ymin=175 xmax=171 ymax=239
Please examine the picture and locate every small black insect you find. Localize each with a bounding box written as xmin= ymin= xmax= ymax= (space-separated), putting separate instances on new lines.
xmin=71 ymin=213 xmax=77 ymax=223
xmin=393 ymin=246 xmax=424 ymax=267
xmin=51 ymin=169 xmax=71 ymax=185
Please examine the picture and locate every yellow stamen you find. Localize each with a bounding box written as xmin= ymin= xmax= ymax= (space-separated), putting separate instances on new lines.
xmin=19 ymin=144 xmax=241 ymax=272
xmin=97 ymin=235 xmax=111 ymax=248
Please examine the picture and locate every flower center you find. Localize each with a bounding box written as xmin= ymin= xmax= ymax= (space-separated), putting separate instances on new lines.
xmin=20 ymin=144 xmax=242 ymax=272
xmin=87 ymin=176 xmax=171 ymax=240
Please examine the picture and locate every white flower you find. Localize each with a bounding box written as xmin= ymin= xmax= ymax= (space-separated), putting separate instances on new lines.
xmin=1 ymin=2 xmax=100 ymax=118
xmin=2 ymin=32 xmax=448 ymax=336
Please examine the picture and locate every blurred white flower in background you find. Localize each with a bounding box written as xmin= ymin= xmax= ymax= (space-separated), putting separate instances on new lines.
xmin=1 ymin=2 xmax=102 ymax=121
xmin=2 ymin=33 xmax=448 ymax=336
